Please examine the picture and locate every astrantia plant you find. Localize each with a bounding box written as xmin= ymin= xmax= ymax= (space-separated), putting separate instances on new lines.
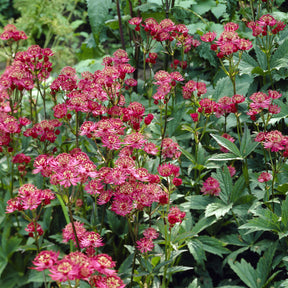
xmin=2 ymin=1 xmax=288 ymax=287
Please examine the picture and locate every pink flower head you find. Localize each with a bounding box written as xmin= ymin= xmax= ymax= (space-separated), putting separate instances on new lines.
xmin=0 ymin=24 xmax=27 ymax=41
xmin=224 ymin=22 xmax=239 ymax=32
xmin=32 ymin=250 xmax=59 ymax=271
xmin=228 ymin=165 xmax=236 ymax=177
xmin=158 ymin=163 xmax=180 ymax=177
xmin=263 ymin=130 xmax=288 ymax=152
xmin=62 ymin=222 xmax=86 ymax=245
xmin=136 ymin=237 xmax=154 ymax=253
xmin=258 ymin=172 xmax=272 ymax=183
xmin=190 ymin=113 xmax=199 ymax=122
xmin=249 ymin=92 xmax=271 ymax=110
xmin=80 ymin=231 xmax=104 ymax=248
xmin=232 ymin=94 xmax=245 ymax=104
xmin=92 ymin=254 xmax=116 ymax=276
xmin=173 ymin=177 xmax=182 ymax=186
xmin=258 ymin=14 xmax=277 ymax=27
xmin=161 ymin=138 xmax=181 ymax=159
xmin=200 ymin=31 xmax=217 ymax=42
xmin=268 ymin=90 xmax=282 ymax=99
xmin=143 ymin=227 xmax=159 ymax=240
xmin=167 ymin=206 xmax=186 ymax=228
xmin=25 ymin=222 xmax=44 ymax=238
xmin=201 ymin=177 xmax=221 ymax=196
xmin=49 ymin=259 xmax=78 ymax=282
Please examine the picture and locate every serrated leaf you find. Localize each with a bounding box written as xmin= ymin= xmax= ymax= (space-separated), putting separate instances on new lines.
xmin=239 ymin=218 xmax=280 ymax=234
xmin=213 ymin=166 xmax=233 ymax=204
xmin=230 ymin=175 xmax=246 ymax=203
xmin=187 ymin=239 xmax=206 ymax=266
xmin=211 ymin=134 xmax=242 ymax=157
xmin=238 ymin=52 xmax=259 ymax=76
xmin=271 ymin=39 xmax=288 ymax=69
xmin=191 ymin=216 xmax=218 ymax=235
xmin=228 ymin=259 xmax=258 ymax=288
xmin=256 ymin=243 xmax=277 ymax=286
xmin=205 ymin=202 xmax=233 ymax=219
xmin=198 ymin=235 xmax=230 ymax=257
xmin=87 ymin=0 xmax=112 ymax=44
xmin=183 ymin=195 xmax=215 ymax=210
xmin=166 ymin=265 xmax=193 ymax=274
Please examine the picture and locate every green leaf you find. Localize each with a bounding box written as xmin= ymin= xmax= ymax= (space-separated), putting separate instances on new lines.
xmin=213 ymin=166 xmax=233 ymax=204
xmin=198 ymin=235 xmax=230 ymax=257
xmin=191 ymin=0 xmax=216 ymax=15
xmin=228 ymin=259 xmax=258 ymax=288
xmin=238 ymin=52 xmax=259 ymax=76
xmin=209 ymin=153 xmax=243 ymax=161
xmin=166 ymin=266 xmax=193 ymax=274
xmin=183 ymin=195 xmax=215 ymax=210
xmin=230 ymin=175 xmax=246 ymax=203
xmin=239 ymin=217 xmax=280 ymax=234
xmin=281 ymin=196 xmax=288 ymax=228
xmin=179 ymin=147 xmax=195 ymax=163
xmin=254 ymin=46 xmax=267 ymax=70
xmin=271 ymin=39 xmax=288 ymax=70
xmin=190 ymin=216 xmax=217 ymax=236
xmin=251 ymin=66 xmax=266 ymax=76
xmin=256 ymin=243 xmax=277 ymax=287
xmin=211 ymin=134 xmax=242 ymax=157
xmin=87 ymin=0 xmax=112 ymax=44
xmin=205 ymin=202 xmax=233 ymax=219
xmin=187 ymin=239 xmax=206 ymax=266
xmin=240 ymin=125 xmax=259 ymax=158
xmin=211 ymin=4 xmax=226 ymax=19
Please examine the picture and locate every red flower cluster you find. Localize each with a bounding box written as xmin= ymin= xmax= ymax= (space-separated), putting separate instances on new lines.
xmin=33 ymin=150 xmax=97 ymax=187
xmin=255 ymin=130 xmax=288 ymax=153
xmin=129 ymin=17 xmax=200 ymax=52
xmin=24 ymin=119 xmax=62 ymax=143
xmin=6 ymin=183 xmax=55 ymax=213
xmin=201 ymin=22 xmax=253 ymax=58
xmin=247 ymin=14 xmax=286 ymax=36
xmin=32 ymin=249 xmax=125 ymax=287
xmin=0 ymin=24 xmax=27 ymax=41
xmin=136 ymin=227 xmax=159 ymax=253
xmin=182 ymin=80 xmax=207 ymax=99
xmin=167 ymin=206 xmax=186 ymax=228
xmin=247 ymin=90 xmax=281 ymax=120
xmin=153 ymin=70 xmax=184 ymax=101
xmin=201 ymin=177 xmax=221 ymax=196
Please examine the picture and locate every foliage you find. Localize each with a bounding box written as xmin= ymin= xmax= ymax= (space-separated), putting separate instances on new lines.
xmin=1 ymin=0 xmax=288 ymax=287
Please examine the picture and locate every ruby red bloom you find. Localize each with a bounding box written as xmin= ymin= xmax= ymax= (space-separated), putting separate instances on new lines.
xmin=258 ymin=172 xmax=272 ymax=183
xmin=201 ymin=177 xmax=221 ymax=196
xmin=32 ymin=250 xmax=59 ymax=271
xmin=167 ymin=206 xmax=186 ymax=228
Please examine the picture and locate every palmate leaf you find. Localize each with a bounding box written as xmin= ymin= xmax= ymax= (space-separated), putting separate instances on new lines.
xmin=239 ymin=217 xmax=280 ymax=234
xmin=229 ymin=259 xmax=259 ymax=288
